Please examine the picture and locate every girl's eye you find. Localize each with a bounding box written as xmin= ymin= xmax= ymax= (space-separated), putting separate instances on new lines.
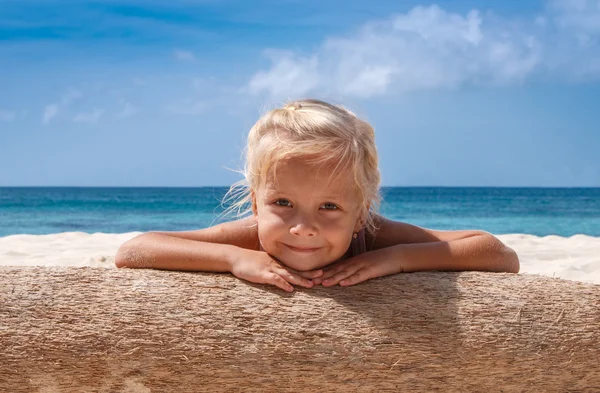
xmin=321 ymin=203 xmax=338 ymax=210
xmin=274 ymin=199 xmax=292 ymax=207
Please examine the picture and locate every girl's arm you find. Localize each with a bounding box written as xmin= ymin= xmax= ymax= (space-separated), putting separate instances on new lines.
xmin=317 ymin=215 xmax=519 ymax=287
xmin=115 ymin=217 xmax=259 ymax=271
xmin=367 ymin=214 xmax=519 ymax=273
xmin=145 ymin=216 xmax=259 ymax=249
xmin=115 ymin=216 xmax=319 ymax=291
xmin=367 ymin=215 xmax=489 ymax=249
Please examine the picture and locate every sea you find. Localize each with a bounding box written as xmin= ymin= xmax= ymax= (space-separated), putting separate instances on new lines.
xmin=0 ymin=187 xmax=599 ymax=238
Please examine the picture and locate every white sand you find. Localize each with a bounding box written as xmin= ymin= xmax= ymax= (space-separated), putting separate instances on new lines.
xmin=0 ymin=232 xmax=599 ymax=285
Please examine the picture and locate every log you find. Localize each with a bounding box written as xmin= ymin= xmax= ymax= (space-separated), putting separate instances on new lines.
xmin=1 ymin=266 xmax=599 ymax=392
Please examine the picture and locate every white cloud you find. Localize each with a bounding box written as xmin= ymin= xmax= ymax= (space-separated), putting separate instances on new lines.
xmin=549 ymin=0 xmax=600 ymax=32
xmin=173 ymin=49 xmax=196 ymax=61
xmin=42 ymin=89 xmax=83 ymax=124
xmin=60 ymin=89 xmax=83 ymax=106
xmin=117 ymin=100 xmax=138 ymax=119
xmin=248 ymin=51 xmax=321 ymax=98
xmin=0 ymin=110 xmax=16 ymax=122
xmin=42 ymin=104 xmax=59 ymax=125
xmin=73 ymin=108 xmax=104 ymax=123
xmin=247 ymin=2 xmax=600 ymax=98
xmin=545 ymin=0 xmax=600 ymax=78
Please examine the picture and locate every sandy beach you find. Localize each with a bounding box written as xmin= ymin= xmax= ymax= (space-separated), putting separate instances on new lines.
xmin=0 ymin=232 xmax=598 ymax=285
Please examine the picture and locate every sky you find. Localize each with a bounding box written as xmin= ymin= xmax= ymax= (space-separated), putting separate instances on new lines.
xmin=0 ymin=0 xmax=599 ymax=187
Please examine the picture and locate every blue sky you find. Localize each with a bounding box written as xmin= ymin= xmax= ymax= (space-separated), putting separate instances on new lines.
xmin=0 ymin=0 xmax=599 ymax=187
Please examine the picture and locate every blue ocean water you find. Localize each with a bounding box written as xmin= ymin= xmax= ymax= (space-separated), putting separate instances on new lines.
xmin=0 ymin=187 xmax=599 ymax=237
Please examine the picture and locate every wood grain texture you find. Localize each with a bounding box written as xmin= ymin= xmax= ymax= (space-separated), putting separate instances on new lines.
xmin=1 ymin=266 xmax=599 ymax=392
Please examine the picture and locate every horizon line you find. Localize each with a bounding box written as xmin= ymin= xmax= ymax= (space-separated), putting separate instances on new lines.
xmin=1 ymin=185 xmax=599 ymax=189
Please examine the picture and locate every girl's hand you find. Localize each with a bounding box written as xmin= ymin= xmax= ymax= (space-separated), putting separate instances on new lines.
xmin=313 ymin=251 xmax=402 ymax=287
xmin=229 ymin=248 xmax=323 ymax=292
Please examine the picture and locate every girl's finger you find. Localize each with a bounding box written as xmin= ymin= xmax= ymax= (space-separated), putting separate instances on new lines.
xmin=321 ymin=263 xmax=347 ymax=280
xmin=295 ymin=269 xmax=323 ymax=279
xmin=267 ymin=272 xmax=294 ymax=292
xmin=276 ymin=267 xmax=314 ymax=289
xmin=321 ymin=268 xmax=356 ymax=287
xmin=339 ymin=269 xmax=369 ymax=286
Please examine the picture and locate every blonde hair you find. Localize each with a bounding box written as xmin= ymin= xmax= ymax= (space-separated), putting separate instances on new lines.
xmin=221 ymin=99 xmax=381 ymax=234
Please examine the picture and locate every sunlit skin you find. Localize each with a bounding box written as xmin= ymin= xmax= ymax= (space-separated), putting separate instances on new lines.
xmin=251 ymin=159 xmax=365 ymax=272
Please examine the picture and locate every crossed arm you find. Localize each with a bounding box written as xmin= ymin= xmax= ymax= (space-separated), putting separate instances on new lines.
xmin=120 ymin=214 xmax=519 ymax=288
xmin=314 ymin=216 xmax=519 ymax=287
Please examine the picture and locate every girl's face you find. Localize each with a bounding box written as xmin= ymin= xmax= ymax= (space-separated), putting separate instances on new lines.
xmin=252 ymin=158 xmax=363 ymax=271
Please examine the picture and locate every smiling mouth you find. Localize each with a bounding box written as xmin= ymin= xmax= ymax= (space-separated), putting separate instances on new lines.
xmin=285 ymin=244 xmax=321 ymax=253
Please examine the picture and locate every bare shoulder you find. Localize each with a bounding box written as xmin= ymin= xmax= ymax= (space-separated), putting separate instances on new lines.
xmin=366 ymin=214 xmax=489 ymax=250
xmin=149 ymin=216 xmax=260 ymax=250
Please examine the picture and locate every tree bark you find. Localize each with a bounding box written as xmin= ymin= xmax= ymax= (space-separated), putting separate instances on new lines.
xmin=1 ymin=266 xmax=599 ymax=392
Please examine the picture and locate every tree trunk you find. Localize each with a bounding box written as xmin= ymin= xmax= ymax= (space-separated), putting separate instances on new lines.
xmin=1 ymin=266 xmax=599 ymax=392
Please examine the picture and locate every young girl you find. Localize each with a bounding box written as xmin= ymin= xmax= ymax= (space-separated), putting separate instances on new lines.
xmin=115 ymin=99 xmax=519 ymax=292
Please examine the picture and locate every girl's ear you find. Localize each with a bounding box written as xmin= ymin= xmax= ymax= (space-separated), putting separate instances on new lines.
xmin=354 ymin=203 xmax=370 ymax=232
xmin=353 ymin=220 xmax=362 ymax=233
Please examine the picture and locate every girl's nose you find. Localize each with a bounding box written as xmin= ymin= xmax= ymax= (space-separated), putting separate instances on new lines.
xmin=290 ymin=222 xmax=317 ymax=237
